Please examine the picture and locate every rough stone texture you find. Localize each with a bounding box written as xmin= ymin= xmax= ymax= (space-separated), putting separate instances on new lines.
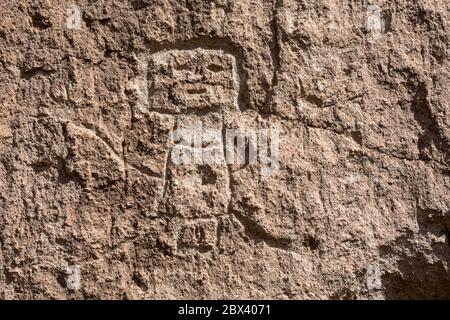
xmin=0 ymin=0 xmax=449 ymax=299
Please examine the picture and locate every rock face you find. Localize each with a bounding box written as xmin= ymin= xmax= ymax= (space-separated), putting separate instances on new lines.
xmin=0 ymin=0 xmax=449 ymax=300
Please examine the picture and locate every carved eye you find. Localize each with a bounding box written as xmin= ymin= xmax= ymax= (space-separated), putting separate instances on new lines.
xmin=207 ymin=64 xmax=224 ymax=72
xmin=175 ymin=63 xmax=191 ymax=71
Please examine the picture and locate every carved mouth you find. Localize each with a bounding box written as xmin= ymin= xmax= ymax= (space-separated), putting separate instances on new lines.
xmin=171 ymin=83 xmax=217 ymax=110
xmin=186 ymin=87 xmax=208 ymax=95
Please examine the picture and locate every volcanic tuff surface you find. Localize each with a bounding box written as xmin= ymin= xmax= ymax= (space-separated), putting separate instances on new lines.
xmin=0 ymin=0 xmax=449 ymax=299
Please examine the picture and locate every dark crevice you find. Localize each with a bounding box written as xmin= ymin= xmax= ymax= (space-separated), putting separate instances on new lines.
xmin=262 ymin=0 xmax=283 ymax=115
xmin=30 ymin=12 xmax=52 ymax=30
xmin=231 ymin=209 xmax=293 ymax=251
xmin=411 ymin=82 xmax=450 ymax=165
xmin=21 ymin=67 xmax=55 ymax=80
xmin=302 ymin=235 xmax=320 ymax=251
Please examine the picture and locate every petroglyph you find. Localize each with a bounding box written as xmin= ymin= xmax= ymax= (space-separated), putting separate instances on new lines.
xmin=148 ymin=49 xmax=240 ymax=114
xmin=177 ymin=218 xmax=218 ymax=251
xmin=145 ymin=49 xmax=237 ymax=219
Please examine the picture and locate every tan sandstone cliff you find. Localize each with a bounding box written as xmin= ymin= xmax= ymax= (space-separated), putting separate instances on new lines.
xmin=0 ymin=0 xmax=449 ymax=299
